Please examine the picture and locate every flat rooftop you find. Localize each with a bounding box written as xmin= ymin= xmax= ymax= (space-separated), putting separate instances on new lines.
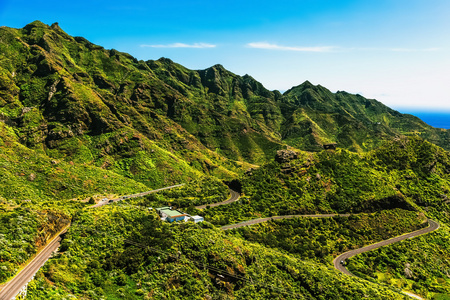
xmin=159 ymin=208 xmax=186 ymax=217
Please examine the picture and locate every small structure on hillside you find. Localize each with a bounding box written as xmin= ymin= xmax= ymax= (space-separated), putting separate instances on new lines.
xmin=156 ymin=207 xmax=204 ymax=223
xmin=156 ymin=207 xmax=188 ymax=223
xmin=323 ymin=143 xmax=337 ymax=150
xmin=191 ymin=215 xmax=204 ymax=223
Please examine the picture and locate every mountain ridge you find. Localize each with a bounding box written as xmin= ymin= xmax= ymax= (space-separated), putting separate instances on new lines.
xmin=1 ymin=20 xmax=449 ymax=183
xmin=2 ymin=21 xmax=450 ymax=300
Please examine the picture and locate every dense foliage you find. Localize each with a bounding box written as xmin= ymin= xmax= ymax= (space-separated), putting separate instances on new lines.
xmin=241 ymin=137 xmax=450 ymax=216
xmin=26 ymin=205 xmax=404 ymax=299
xmin=228 ymin=209 xmax=426 ymax=262
xmin=0 ymin=122 xmax=162 ymax=204
xmin=347 ymin=225 xmax=450 ymax=299
xmin=1 ymin=20 xmax=450 ymax=299
xmin=1 ymin=21 xmax=450 ymax=183
xmin=0 ymin=207 xmax=68 ymax=283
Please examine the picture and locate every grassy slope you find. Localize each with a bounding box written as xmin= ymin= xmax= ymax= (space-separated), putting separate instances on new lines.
xmin=235 ymin=137 xmax=450 ymax=299
xmin=0 ymin=122 xmax=153 ymax=203
xmin=237 ymin=137 xmax=450 ymax=216
xmin=347 ymin=225 xmax=450 ymax=299
xmin=11 ymin=137 xmax=450 ymax=299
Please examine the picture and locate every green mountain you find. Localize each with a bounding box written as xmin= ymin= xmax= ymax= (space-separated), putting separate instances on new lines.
xmin=280 ymin=82 xmax=450 ymax=152
xmin=241 ymin=136 xmax=450 ymax=216
xmin=0 ymin=20 xmax=281 ymax=174
xmin=1 ymin=20 xmax=449 ymax=180
xmin=1 ymin=21 xmax=450 ymax=299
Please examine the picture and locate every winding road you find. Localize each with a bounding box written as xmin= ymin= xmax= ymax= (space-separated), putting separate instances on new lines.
xmin=1 ymin=183 xmax=442 ymax=300
xmin=221 ymin=213 xmax=350 ymax=230
xmin=221 ymin=213 xmax=439 ymax=276
xmin=333 ymin=219 xmax=440 ymax=275
xmin=195 ymin=189 xmax=240 ymax=210
xmin=222 ymin=211 xmax=440 ymax=300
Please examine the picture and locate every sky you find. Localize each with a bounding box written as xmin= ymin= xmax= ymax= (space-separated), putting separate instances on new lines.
xmin=1 ymin=0 xmax=450 ymax=112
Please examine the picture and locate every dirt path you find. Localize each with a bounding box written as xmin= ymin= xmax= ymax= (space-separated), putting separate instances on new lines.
xmin=92 ymin=184 xmax=185 ymax=208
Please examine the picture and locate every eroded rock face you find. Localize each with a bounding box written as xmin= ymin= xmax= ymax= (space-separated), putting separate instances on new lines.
xmin=275 ymin=150 xmax=298 ymax=164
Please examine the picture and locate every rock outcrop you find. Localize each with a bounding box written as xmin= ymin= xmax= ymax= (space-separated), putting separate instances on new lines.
xmin=275 ymin=150 xmax=298 ymax=164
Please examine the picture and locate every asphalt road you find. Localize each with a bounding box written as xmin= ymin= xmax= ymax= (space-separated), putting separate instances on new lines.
xmin=222 ymin=213 xmax=439 ymax=300
xmin=221 ymin=213 xmax=351 ymax=230
xmin=333 ymin=219 xmax=440 ymax=276
xmin=195 ymin=189 xmax=240 ymax=210
xmin=0 ymin=226 xmax=68 ymax=300
xmin=92 ymin=184 xmax=185 ymax=208
xmin=0 ymin=184 xmax=184 ymax=298
xmin=2 ymin=182 xmax=440 ymax=300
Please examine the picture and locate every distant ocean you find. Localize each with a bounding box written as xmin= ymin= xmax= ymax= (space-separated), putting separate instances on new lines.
xmin=404 ymin=112 xmax=450 ymax=129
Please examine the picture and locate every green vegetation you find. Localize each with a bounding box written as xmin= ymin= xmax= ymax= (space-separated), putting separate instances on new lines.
xmin=1 ymin=21 xmax=450 ymax=299
xmin=347 ymin=225 xmax=450 ymax=299
xmin=239 ymin=137 xmax=450 ymax=217
xmin=159 ymin=176 xmax=229 ymax=208
xmin=228 ymin=209 xmax=426 ymax=262
xmin=0 ymin=207 xmax=69 ymax=282
xmin=26 ymin=205 xmax=404 ymax=299
xmin=0 ymin=122 xmax=152 ymax=203
xmin=1 ymin=21 xmax=450 ymax=183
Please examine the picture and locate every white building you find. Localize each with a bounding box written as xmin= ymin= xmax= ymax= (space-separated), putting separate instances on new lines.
xmin=191 ymin=215 xmax=204 ymax=223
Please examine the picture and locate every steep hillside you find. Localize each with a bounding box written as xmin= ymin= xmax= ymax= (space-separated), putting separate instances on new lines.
xmin=208 ymin=137 xmax=450 ymax=222
xmin=1 ymin=20 xmax=449 ymax=177
xmin=25 ymin=205 xmax=403 ymax=299
xmin=280 ymin=82 xmax=450 ymax=152
xmin=347 ymin=225 xmax=450 ymax=299
xmin=0 ymin=122 xmax=153 ymax=202
xmin=0 ymin=21 xmax=282 ymax=169
xmin=2 ymin=21 xmax=450 ymax=300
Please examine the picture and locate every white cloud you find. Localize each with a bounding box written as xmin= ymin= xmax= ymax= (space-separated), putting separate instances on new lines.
xmin=247 ymin=42 xmax=335 ymax=52
xmin=345 ymin=47 xmax=442 ymax=52
xmin=388 ymin=47 xmax=441 ymax=52
xmin=140 ymin=43 xmax=216 ymax=48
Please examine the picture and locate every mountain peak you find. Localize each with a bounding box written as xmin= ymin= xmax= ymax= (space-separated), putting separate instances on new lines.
xmin=28 ymin=20 xmax=47 ymax=27
xmin=157 ymin=57 xmax=174 ymax=64
xmin=210 ymin=64 xmax=224 ymax=69
xmin=23 ymin=20 xmax=49 ymax=31
xmin=0 ymin=20 xmax=448 ymax=159
xmin=283 ymin=80 xmax=316 ymax=95
xmin=50 ymin=22 xmax=61 ymax=30
xmin=301 ymin=80 xmax=314 ymax=87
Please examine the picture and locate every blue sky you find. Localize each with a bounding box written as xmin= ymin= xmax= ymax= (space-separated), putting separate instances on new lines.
xmin=1 ymin=0 xmax=449 ymax=111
